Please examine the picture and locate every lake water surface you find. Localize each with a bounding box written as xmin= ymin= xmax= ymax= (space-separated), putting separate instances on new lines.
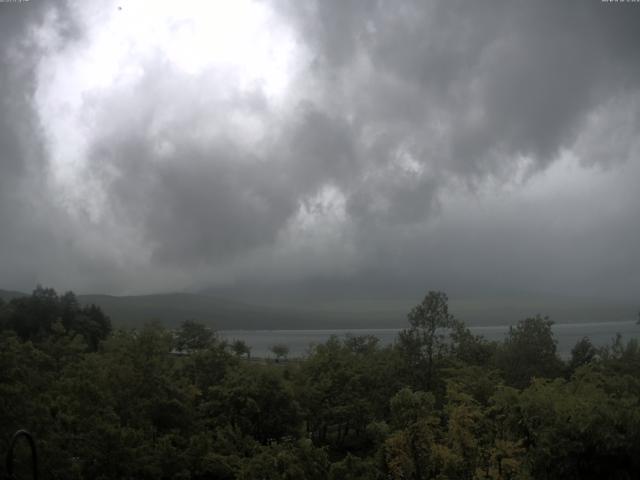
xmin=220 ymin=320 xmax=640 ymax=358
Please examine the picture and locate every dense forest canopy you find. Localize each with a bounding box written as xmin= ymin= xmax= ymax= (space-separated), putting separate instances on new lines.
xmin=1 ymin=288 xmax=640 ymax=479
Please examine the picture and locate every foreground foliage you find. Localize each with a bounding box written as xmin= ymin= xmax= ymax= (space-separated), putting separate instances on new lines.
xmin=1 ymin=289 xmax=639 ymax=479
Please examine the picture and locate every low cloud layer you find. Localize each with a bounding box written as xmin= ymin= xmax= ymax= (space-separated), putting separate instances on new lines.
xmin=1 ymin=0 xmax=639 ymax=300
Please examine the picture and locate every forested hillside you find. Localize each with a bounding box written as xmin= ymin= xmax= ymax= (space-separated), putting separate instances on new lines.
xmin=1 ymin=288 xmax=640 ymax=479
xmin=2 ymin=289 xmax=636 ymax=330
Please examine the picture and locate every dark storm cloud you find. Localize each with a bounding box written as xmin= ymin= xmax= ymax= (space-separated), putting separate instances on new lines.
xmin=78 ymin=60 xmax=296 ymax=267
xmin=264 ymin=0 xmax=640 ymax=299
xmin=0 ymin=1 xmax=51 ymax=181
xmin=0 ymin=0 xmax=108 ymax=291
xmin=1 ymin=0 xmax=639 ymax=298
xmin=280 ymin=0 xmax=640 ymax=179
xmin=0 ymin=1 xmax=56 ymax=287
xmin=288 ymin=107 xmax=359 ymax=190
xmin=92 ymin=134 xmax=297 ymax=266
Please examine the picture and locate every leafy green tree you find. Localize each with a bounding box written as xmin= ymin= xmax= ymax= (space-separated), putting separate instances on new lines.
xmin=296 ymin=336 xmax=400 ymax=448
xmin=449 ymin=321 xmax=497 ymax=367
xmin=75 ymin=303 xmax=112 ymax=351
xmin=181 ymin=341 xmax=237 ymax=395
xmin=384 ymin=388 xmax=440 ymax=480
xmin=329 ymin=453 xmax=383 ymax=480
xmin=0 ymin=330 xmax=55 ymax=444
xmin=271 ymin=343 xmax=290 ymax=362
xmin=231 ymin=339 xmax=252 ymax=359
xmin=501 ymin=372 xmax=640 ymax=478
xmin=1 ymin=287 xmax=110 ymax=351
xmin=207 ymin=365 xmax=301 ymax=443
xmin=40 ymin=320 xmax=88 ymax=373
xmin=496 ymin=315 xmax=563 ymax=389
xmin=398 ymin=291 xmax=458 ymax=391
xmin=439 ymin=377 xmax=523 ymax=480
xmin=343 ymin=334 xmax=380 ymax=355
xmin=568 ymin=336 xmax=597 ymax=374
xmin=5 ymin=285 xmax=59 ymax=341
xmin=598 ymin=334 xmax=640 ymax=378
xmin=0 ymin=297 xmax=6 ymax=329
xmin=174 ymin=319 xmax=216 ymax=352
xmin=238 ymin=439 xmax=330 ymax=480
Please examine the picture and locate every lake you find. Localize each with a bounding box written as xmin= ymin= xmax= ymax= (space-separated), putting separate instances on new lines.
xmin=220 ymin=320 xmax=640 ymax=358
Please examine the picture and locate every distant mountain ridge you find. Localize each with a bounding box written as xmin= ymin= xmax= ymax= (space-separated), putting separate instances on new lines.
xmin=0 ymin=289 xmax=28 ymax=301
xmin=1 ymin=289 xmax=637 ymax=330
xmin=76 ymin=292 xmax=410 ymax=330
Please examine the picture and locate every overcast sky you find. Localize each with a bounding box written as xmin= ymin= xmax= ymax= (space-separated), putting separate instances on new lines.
xmin=1 ymin=0 xmax=639 ymax=300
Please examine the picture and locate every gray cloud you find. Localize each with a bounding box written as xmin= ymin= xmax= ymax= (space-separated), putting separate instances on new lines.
xmin=0 ymin=0 xmax=639 ymax=300
xmin=281 ymin=0 xmax=640 ymax=177
xmin=0 ymin=1 xmax=58 ymax=287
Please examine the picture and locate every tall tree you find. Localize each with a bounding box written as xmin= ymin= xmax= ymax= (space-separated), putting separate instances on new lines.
xmin=398 ymin=291 xmax=457 ymax=390
xmin=231 ymin=339 xmax=252 ymax=359
xmin=174 ymin=319 xmax=216 ymax=352
xmin=497 ymin=315 xmax=563 ymax=388
xmin=568 ymin=337 xmax=597 ymax=374
xmin=270 ymin=343 xmax=290 ymax=362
